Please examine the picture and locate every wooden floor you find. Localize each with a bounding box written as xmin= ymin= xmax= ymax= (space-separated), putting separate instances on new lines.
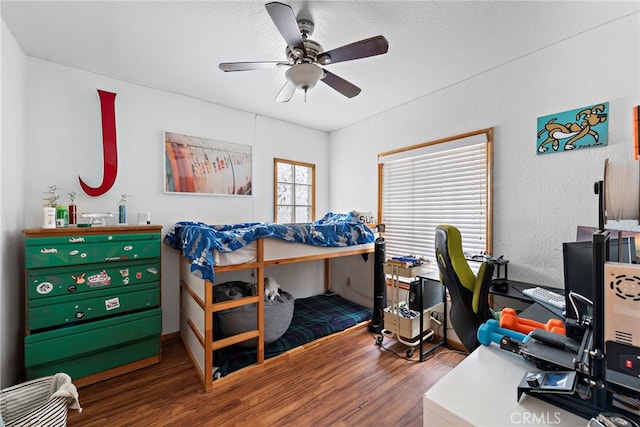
xmin=68 ymin=326 xmax=466 ymax=427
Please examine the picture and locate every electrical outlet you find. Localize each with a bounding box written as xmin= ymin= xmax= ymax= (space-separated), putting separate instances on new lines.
xmin=346 ymin=277 xmax=351 ymax=286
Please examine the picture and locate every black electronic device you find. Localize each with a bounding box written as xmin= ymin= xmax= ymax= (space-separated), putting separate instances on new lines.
xmin=562 ymin=237 xmax=636 ymax=319
xmin=587 ymin=412 xmax=640 ymax=427
xmin=603 ymin=261 xmax=640 ymax=393
xmin=519 ymin=326 xmax=589 ymax=372
xmin=408 ymin=278 xmax=444 ymax=312
xmin=518 ymin=193 xmax=640 ymax=422
xmin=408 ymin=279 xmax=420 ymax=310
xmin=526 ymin=371 xmax=542 ymax=387
xmin=369 ymin=237 xmax=386 ymax=333
xmin=518 ymin=370 xmax=578 ymax=397
xmin=491 ymin=277 xmax=509 ymax=292
xmin=499 ymin=335 xmax=522 ymax=354
xmin=564 ymin=318 xmax=586 ymax=340
xmin=530 ymin=328 xmax=581 ymax=353
xmin=606 ymin=342 xmax=640 ymax=385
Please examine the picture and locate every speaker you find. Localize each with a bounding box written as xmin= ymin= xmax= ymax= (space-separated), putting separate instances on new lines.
xmin=369 ymin=237 xmax=386 ymax=333
xmin=408 ymin=280 xmax=419 ymax=310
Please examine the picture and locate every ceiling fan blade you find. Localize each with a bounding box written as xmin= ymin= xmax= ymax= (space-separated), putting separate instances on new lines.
xmin=219 ymin=61 xmax=289 ymax=72
xmin=321 ymin=70 xmax=361 ymax=98
xmin=275 ymin=80 xmax=296 ymax=103
xmin=265 ymin=2 xmax=305 ymax=55
xmin=318 ymin=35 xmax=389 ymax=65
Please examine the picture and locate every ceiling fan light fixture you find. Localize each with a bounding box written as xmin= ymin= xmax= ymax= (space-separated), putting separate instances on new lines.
xmin=220 ymin=3 xmax=389 ymax=102
xmin=285 ymin=63 xmax=324 ymax=91
xmin=317 ymin=54 xmax=331 ymax=65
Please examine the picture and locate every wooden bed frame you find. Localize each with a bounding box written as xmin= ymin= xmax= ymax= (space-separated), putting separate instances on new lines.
xmin=179 ymin=237 xmax=375 ymax=391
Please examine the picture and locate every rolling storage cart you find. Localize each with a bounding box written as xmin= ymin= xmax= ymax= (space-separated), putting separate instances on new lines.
xmin=377 ymin=263 xmax=447 ymax=360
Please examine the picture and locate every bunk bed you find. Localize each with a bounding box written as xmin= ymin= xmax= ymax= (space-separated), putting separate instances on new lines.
xmin=163 ymin=212 xmax=376 ymax=391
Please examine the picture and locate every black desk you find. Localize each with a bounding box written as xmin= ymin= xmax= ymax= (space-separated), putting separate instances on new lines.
xmin=489 ymin=279 xmax=552 ymax=302
xmin=520 ymin=300 xmax=564 ymax=323
xmin=489 ymin=279 xmax=566 ymax=320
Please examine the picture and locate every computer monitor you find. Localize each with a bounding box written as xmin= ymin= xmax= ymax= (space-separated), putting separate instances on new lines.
xmin=576 ymin=225 xmax=640 ymax=259
xmin=562 ymin=237 xmax=636 ymax=319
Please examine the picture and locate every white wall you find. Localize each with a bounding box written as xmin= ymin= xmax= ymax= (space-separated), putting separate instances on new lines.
xmin=1 ymin=19 xmax=27 ymax=387
xmin=329 ymin=9 xmax=640 ymax=291
xmin=23 ymin=59 xmax=330 ymax=335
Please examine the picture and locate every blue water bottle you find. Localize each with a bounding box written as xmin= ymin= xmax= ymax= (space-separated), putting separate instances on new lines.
xmin=118 ymin=194 xmax=130 ymax=225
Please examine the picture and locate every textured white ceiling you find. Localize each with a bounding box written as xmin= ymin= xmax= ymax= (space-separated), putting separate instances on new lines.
xmin=2 ymin=1 xmax=637 ymax=132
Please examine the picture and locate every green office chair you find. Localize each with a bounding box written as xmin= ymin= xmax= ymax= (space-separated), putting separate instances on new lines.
xmin=434 ymin=224 xmax=495 ymax=352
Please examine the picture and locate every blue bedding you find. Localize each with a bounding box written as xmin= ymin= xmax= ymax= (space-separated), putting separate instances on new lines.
xmin=163 ymin=212 xmax=375 ymax=282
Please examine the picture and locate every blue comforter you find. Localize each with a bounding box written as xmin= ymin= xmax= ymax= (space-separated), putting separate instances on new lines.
xmin=163 ymin=212 xmax=375 ymax=282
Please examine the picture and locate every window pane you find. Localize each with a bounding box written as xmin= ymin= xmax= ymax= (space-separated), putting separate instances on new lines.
xmin=295 ymin=165 xmax=310 ymax=184
xmin=278 ymin=163 xmax=293 ymax=183
xmin=278 ymin=206 xmax=292 ymax=223
xmin=380 ymin=130 xmax=491 ymax=261
xmin=295 ymin=184 xmax=310 ymax=205
xmin=278 ymin=183 xmax=293 ymax=205
xmin=295 ymin=206 xmax=310 ymax=223
xmin=275 ymin=159 xmax=315 ymax=223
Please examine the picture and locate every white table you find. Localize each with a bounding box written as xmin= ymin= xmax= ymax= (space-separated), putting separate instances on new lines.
xmin=423 ymin=345 xmax=589 ymax=426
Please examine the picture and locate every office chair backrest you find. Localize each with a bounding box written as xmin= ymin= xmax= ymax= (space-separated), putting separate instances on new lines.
xmin=435 ymin=224 xmax=494 ymax=352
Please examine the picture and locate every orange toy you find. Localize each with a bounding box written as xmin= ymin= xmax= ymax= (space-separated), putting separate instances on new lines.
xmin=499 ymin=307 xmax=565 ymax=335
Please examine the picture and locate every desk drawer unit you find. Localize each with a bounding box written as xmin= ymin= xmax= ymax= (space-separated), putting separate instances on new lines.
xmin=23 ymin=225 xmax=163 ymax=386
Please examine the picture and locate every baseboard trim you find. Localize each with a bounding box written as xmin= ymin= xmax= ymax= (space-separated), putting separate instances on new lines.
xmin=161 ymin=331 xmax=180 ymax=342
xmin=445 ymin=338 xmax=468 ymax=353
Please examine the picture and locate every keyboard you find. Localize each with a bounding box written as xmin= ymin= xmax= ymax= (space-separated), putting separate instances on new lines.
xmin=522 ymin=287 xmax=566 ymax=310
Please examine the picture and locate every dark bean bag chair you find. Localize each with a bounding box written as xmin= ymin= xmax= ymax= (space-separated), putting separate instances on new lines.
xmin=213 ymin=281 xmax=295 ymax=347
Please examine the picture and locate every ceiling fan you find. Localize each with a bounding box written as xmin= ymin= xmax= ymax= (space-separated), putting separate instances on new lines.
xmin=219 ymin=2 xmax=389 ymax=102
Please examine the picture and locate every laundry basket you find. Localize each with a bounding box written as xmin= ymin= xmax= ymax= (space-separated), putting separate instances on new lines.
xmin=0 ymin=373 xmax=81 ymax=427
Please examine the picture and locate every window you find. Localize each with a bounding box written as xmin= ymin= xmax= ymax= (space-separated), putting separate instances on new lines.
xmin=378 ymin=128 xmax=493 ymax=261
xmin=274 ymin=158 xmax=315 ymax=223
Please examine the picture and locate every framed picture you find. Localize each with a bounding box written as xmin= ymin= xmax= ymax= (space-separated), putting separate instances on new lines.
xmin=634 ymin=105 xmax=639 ymax=160
xmin=536 ymin=102 xmax=609 ymax=155
xmin=164 ymin=131 xmax=252 ymax=195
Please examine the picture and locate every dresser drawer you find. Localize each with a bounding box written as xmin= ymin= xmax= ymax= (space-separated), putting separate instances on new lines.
xmin=26 ymin=336 xmax=160 ymax=381
xmin=25 ymin=232 xmax=161 ymax=269
xmin=25 ymin=308 xmax=161 ymax=370
xmin=27 ymin=282 xmax=160 ymax=330
xmin=26 ymin=259 xmax=160 ymax=300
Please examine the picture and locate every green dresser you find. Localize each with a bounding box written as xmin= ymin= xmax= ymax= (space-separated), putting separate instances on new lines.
xmin=23 ymin=225 xmax=163 ymax=387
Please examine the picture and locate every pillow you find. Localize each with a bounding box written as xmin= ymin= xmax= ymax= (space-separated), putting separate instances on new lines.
xmin=351 ymin=210 xmax=376 ymax=224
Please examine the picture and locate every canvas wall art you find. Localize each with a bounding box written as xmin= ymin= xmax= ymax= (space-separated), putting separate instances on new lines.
xmin=164 ymin=131 xmax=252 ymax=195
xmin=536 ymin=102 xmax=609 ymax=155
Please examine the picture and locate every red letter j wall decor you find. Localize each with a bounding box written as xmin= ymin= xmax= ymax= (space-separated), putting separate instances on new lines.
xmin=79 ymin=90 xmax=118 ymax=197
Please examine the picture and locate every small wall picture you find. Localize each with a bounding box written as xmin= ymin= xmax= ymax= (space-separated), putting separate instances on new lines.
xmin=164 ymin=131 xmax=252 ymax=195
xmin=536 ymin=102 xmax=609 ymax=155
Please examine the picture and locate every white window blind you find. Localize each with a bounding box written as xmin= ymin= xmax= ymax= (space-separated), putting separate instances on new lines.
xmin=380 ymin=132 xmax=490 ymax=261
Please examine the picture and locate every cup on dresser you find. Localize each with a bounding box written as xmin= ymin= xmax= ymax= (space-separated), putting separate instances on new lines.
xmin=137 ymin=212 xmax=151 ymax=225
